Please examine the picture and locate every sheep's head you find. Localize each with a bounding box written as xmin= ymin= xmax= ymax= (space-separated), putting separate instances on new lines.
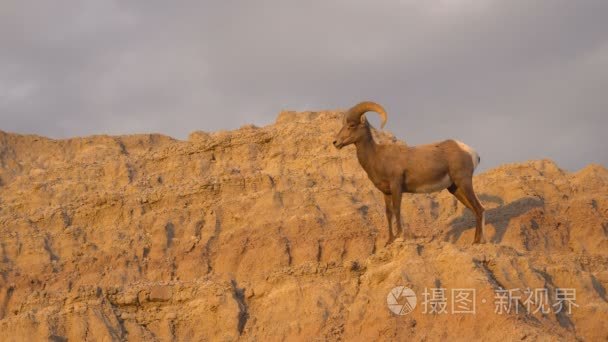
xmin=333 ymin=101 xmax=387 ymax=149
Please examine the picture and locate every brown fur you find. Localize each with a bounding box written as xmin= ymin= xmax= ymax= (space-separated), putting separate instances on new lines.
xmin=333 ymin=101 xmax=485 ymax=245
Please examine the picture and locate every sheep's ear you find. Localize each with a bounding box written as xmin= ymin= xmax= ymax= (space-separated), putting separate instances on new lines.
xmin=360 ymin=114 xmax=367 ymax=124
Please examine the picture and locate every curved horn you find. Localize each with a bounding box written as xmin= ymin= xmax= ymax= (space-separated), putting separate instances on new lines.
xmin=346 ymin=101 xmax=388 ymax=129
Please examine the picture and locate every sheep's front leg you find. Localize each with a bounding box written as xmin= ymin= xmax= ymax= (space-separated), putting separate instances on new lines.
xmin=383 ymin=194 xmax=395 ymax=245
xmin=390 ymin=184 xmax=404 ymax=238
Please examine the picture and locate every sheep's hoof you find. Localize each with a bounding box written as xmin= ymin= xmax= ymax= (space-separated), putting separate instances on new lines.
xmin=472 ymin=237 xmax=486 ymax=244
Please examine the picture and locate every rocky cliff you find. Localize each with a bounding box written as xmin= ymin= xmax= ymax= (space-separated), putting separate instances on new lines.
xmin=0 ymin=110 xmax=607 ymax=341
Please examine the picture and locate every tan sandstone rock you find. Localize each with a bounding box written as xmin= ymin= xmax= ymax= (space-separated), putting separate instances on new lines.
xmin=0 ymin=110 xmax=606 ymax=341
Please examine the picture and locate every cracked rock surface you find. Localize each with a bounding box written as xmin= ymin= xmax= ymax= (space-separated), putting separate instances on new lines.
xmin=0 ymin=110 xmax=607 ymax=341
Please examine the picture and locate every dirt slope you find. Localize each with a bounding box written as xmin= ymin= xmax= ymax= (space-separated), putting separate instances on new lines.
xmin=0 ymin=110 xmax=607 ymax=341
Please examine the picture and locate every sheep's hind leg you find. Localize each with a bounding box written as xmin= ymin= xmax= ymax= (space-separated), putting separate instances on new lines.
xmin=384 ymin=194 xmax=395 ymax=246
xmin=464 ymin=185 xmax=485 ymax=244
xmin=448 ymin=183 xmax=485 ymax=244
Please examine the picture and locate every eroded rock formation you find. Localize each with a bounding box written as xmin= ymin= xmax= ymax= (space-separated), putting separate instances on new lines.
xmin=0 ymin=111 xmax=606 ymax=340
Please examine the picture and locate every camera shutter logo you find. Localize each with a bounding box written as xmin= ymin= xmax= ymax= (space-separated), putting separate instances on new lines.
xmin=387 ymin=286 xmax=417 ymax=315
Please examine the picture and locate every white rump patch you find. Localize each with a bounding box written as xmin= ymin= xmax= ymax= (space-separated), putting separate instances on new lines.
xmin=414 ymin=174 xmax=453 ymax=193
xmin=455 ymin=140 xmax=480 ymax=170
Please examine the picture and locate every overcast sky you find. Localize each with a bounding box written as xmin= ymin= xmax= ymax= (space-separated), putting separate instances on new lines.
xmin=1 ymin=1 xmax=607 ymax=171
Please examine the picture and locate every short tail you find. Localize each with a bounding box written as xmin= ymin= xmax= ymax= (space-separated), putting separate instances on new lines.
xmin=473 ymin=151 xmax=481 ymax=170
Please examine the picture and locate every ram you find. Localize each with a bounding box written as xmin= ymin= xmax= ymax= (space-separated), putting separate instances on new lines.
xmin=333 ymin=101 xmax=485 ymax=245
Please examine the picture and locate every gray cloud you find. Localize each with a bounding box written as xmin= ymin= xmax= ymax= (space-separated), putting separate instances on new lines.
xmin=1 ymin=0 xmax=607 ymax=170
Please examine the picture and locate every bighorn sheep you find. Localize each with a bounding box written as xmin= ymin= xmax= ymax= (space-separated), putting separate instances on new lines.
xmin=333 ymin=101 xmax=485 ymax=245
